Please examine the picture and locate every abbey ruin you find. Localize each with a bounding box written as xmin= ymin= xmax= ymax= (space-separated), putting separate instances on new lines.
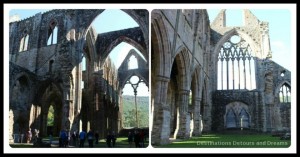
xmin=151 ymin=9 xmax=291 ymax=145
xmin=8 ymin=9 xmax=291 ymax=146
xmin=9 ymin=9 xmax=149 ymax=143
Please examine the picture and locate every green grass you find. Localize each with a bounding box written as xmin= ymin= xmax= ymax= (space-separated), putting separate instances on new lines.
xmin=157 ymin=134 xmax=291 ymax=148
xmin=9 ymin=137 xmax=149 ymax=148
xmin=9 ymin=143 xmax=33 ymax=148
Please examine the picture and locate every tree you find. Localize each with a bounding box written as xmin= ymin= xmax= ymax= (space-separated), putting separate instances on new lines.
xmin=47 ymin=105 xmax=54 ymax=126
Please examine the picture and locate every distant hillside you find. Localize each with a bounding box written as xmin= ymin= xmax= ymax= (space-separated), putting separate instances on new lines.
xmin=122 ymin=95 xmax=149 ymax=128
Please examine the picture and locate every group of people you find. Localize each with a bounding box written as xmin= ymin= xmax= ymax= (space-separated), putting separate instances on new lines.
xmin=105 ymin=131 xmax=117 ymax=148
xmin=26 ymin=128 xmax=39 ymax=143
xmin=128 ymin=130 xmax=146 ymax=148
xmin=58 ymin=129 xmax=100 ymax=148
xmin=37 ymin=128 xmax=147 ymax=148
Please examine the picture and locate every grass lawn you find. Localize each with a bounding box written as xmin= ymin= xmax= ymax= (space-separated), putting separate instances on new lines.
xmin=157 ymin=134 xmax=291 ymax=148
xmin=10 ymin=137 xmax=149 ymax=148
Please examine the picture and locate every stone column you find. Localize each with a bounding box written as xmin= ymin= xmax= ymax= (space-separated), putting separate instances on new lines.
xmin=174 ymin=90 xmax=190 ymax=139
xmin=61 ymin=73 xmax=72 ymax=131
xmin=192 ymin=97 xmax=201 ymax=136
xmin=151 ymin=76 xmax=170 ymax=145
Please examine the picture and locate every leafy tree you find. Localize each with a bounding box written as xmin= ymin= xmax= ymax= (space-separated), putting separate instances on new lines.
xmin=47 ymin=105 xmax=54 ymax=126
xmin=122 ymin=95 xmax=149 ymax=128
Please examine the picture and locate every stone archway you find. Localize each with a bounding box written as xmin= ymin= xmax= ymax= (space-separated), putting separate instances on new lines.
xmin=10 ymin=75 xmax=32 ymax=141
xmin=171 ymin=47 xmax=191 ymax=139
xmin=224 ymin=101 xmax=250 ymax=130
xmin=190 ymin=66 xmax=202 ymax=137
xmin=151 ymin=10 xmax=172 ymax=145
xmin=39 ymin=83 xmax=63 ymax=137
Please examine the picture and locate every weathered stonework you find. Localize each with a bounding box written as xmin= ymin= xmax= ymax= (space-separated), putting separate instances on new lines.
xmin=9 ymin=9 xmax=149 ymax=143
xmin=151 ymin=9 xmax=291 ymax=145
xmin=151 ymin=9 xmax=211 ymax=145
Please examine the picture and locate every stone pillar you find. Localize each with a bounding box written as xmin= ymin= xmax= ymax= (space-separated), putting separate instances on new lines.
xmin=118 ymin=93 xmax=123 ymax=133
xmin=174 ymin=90 xmax=190 ymax=139
xmin=151 ymin=76 xmax=170 ymax=145
xmin=264 ymin=59 xmax=277 ymax=131
xmin=192 ymin=97 xmax=201 ymax=136
xmin=100 ymin=77 xmax=106 ymax=137
xmin=61 ymin=73 xmax=72 ymax=131
xmin=9 ymin=109 xmax=14 ymax=143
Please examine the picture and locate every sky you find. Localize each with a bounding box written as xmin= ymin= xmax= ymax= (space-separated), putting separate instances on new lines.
xmin=9 ymin=9 xmax=149 ymax=96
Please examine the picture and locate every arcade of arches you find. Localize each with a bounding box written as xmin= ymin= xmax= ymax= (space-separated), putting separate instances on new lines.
xmin=151 ymin=9 xmax=291 ymax=145
xmin=9 ymin=9 xmax=149 ymax=142
xmin=9 ymin=9 xmax=291 ymax=146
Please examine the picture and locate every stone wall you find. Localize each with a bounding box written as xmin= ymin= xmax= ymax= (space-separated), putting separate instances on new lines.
xmin=9 ymin=9 xmax=149 ymax=142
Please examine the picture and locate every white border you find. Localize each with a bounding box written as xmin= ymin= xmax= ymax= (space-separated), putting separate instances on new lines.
xmin=4 ymin=3 xmax=296 ymax=154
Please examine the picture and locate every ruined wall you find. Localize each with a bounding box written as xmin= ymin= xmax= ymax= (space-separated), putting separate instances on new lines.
xmin=9 ymin=9 xmax=149 ymax=142
xmin=212 ymin=90 xmax=264 ymax=131
xmin=210 ymin=10 xmax=291 ymax=133
xmin=151 ymin=9 xmax=211 ymax=145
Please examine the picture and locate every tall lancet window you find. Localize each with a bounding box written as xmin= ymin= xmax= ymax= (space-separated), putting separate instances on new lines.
xmin=47 ymin=21 xmax=58 ymax=45
xmin=217 ymin=35 xmax=256 ymax=90
xmin=19 ymin=30 xmax=29 ymax=52
xmin=279 ymin=84 xmax=291 ymax=103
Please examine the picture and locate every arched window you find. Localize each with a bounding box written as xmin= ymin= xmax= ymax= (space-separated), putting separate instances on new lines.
xmin=239 ymin=108 xmax=250 ymax=128
xmin=128 ymin=55 xmax=138 ymax=70
xmin=279 ymin=84 xmax=291 ymax=103
xmin=189 ymin=90 xmax=192 ymax=105
xmin=225 ymin=102 xmax=250 ymax=129
xmin=19 ymin=30 xmax=29 ymax=52
xmin=49 ymin=60 xmax=54 ymax=73
xmin=47 ymin=21 xmax=58 ymax=45
xmin=218 ymin=35 xmax=256 ymax=90
xmin=226 ymin=109 xmax=237 ymax=128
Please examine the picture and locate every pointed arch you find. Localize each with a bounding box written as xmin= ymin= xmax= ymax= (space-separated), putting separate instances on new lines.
xmin=276 ymin=82 xmax=291 ymax=103
xmin=100 ymin=36 xmax=146 ymax=67
xmin=225 ymin=108 xmax=237 ymax=128
xmin=213 ymin=29 xmax=260 ymax=62
xmin=19 ymin=30 xmax=29 ymax=52
xmin=224 ymin=101 xmax=250 ymax=129
xmin=215 ymin=29 xmax=258 ymax=90
xmin=151 ymin=10 xmax=171 ymax=78
xmin=47 ymin=19 xmax=58 ymax=45
xmin=119 ymin=72 xmax=148 ymax=90
xmin=172 ymin=46 xmax=191 ymax=91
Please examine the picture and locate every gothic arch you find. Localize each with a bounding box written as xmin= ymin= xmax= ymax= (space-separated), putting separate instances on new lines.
xmin=47 ymin=19 xmax=58 ymax=45
xmin=40 ymin=83 xmax=63 ymax=137
xmin=10 ymin=74 xmax=33 ymax=139
xmin=172 ymin=46 xmax=191 ymax=91
xmin=191 ymin=65 xmax=201 ymax=99
xmin=275 ymin=81 xmax=291 ymax=95
xmin=79 ymin=9 xmax=148 ymax=59
xmin=100 ymin=36 xmax=147 ymax=67
xmin=213 ymin=29 xmax=259 ymax=90
xmin=12 ymin=73 xmax=32 ymax=90
xmin=83 ymin=27 xmax=97 ymax=69
xmin=151 ymin=10 xmax=171 ymax=78
xmin=224 ymin=101 xmax=251 ymax=129
xmin=120 ymin=73 xmax=148 ymax=90
xmin=213 ymin=29 xmax=260 ymax=62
